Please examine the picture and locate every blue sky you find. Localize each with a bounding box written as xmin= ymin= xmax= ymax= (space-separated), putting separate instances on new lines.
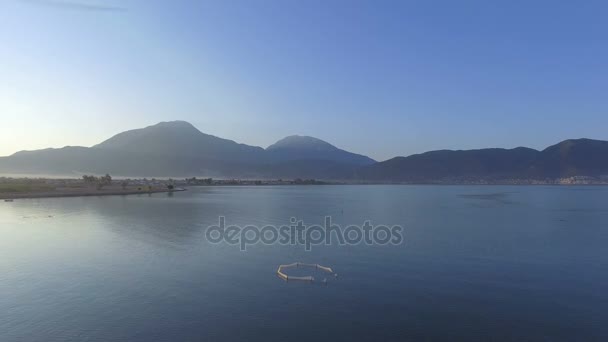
xmin=1 ymin=0 xmax=607 ymax=161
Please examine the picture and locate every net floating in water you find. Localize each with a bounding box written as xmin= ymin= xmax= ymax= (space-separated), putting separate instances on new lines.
xmin=276 ymin=262 xmax=334 ymax=282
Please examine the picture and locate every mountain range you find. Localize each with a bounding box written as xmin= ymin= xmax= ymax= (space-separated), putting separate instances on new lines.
xmin=0 ymin=121 xmax=374 ymax=179
xmin=1 ymin=121 xmax=607 ymax=183
xmin=357 ymin=140 xmax=608 ymax=182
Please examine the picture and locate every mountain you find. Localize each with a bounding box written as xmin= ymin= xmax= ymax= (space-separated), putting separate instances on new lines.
xmin=1 ymin=121 xmax=607 ymax=181
xmin=94 ymin=121 xmax=265 ymax=162
xmin=356 ymin=147 xmax=540 ymax=182
xmin=355 ymin=139 xmax=608 ymax=182
xmin=266 ymin=135 xmax=375 ymax=166
xmin=0 ymin=121 xmax=373 ymax=178
xmin=529 ymin=139 xmax=608 ymax=178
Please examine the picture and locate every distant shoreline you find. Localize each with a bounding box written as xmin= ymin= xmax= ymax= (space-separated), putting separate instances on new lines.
xmin=1 ymin=188 xmax=186 ymax=200
xmin=3 ymin=178 xmax=608 ymax=201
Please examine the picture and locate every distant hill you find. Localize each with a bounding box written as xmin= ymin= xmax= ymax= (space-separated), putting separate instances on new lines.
xmin=356 ymin=147 xmax=540 ymax=182
xmin=529 ymin=139 xmax=608 ymax=178
xmin=1 ymin=121 xmax=607 ymax=182
xmin=356 ymin=139 xmax=608 ymax=183
xmin=94 ymin=121 xmax=265 ymax=162
xmin=0 ymin=121 xmax=374 ymax=178
xmin=266 ymin=135 xmax=375 ymax=166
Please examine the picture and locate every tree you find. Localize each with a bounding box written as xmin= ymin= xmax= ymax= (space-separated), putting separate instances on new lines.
xmin=82 ymin=175 xmax=96 ymax=184
xmin=101 ymin=174 xmax=112 ymax=185
xmin=167 ymin=184 xmax=175 ymax=190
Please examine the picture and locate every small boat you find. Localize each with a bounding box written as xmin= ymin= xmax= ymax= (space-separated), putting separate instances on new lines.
xmin=4 ymin=199 xmax=14 ymax=202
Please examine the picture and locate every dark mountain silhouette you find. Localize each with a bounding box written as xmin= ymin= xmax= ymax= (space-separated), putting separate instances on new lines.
xmin=529 ymin=139 xmax=608 ymax=178
xmin=0 ymin=121 xmax=607 ymax=181
xmin=266 ymin=135 xmax=375 ymax=166
xmin=356 ymin=139 xmax=608 ymax=182
xmin=94 ymin=121 xmax=265 ymax=162
xmin=0 ymin=121 xmax=373 ymax=178
xmin=356 ymin=147 xmax=540 ymax=182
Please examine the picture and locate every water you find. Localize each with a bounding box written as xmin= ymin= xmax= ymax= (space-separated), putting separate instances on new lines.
xmin=1 ymin=185 xmax=607 ymax=341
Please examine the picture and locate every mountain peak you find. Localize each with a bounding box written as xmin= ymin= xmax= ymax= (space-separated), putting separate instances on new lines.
xmin=542 ymin=138 xmax=602 ymax=152
xmin=91 ymin=120 xmax=266 ymax=161
xmin=266 ymin=135 xmax=375 ymax=165
xmin=137 ymin=120 xmax=201 ymax=135
xmin=267 ymin=135 xmax=338 ymax=152
xmin=93 ymin=120 xmax=202 ymax=151
xmin=151 ymin=120 xmax=198 ymax=130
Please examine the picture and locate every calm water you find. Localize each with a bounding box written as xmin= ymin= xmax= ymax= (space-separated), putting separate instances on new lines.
xmin=1 ymin=186 xmax=607 ymax=341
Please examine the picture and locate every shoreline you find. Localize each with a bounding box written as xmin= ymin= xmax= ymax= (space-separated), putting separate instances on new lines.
xmin=5 ymin=183 xmax=608 ymax=201
xmin=1 ymin=188 xmax=186 ymax=200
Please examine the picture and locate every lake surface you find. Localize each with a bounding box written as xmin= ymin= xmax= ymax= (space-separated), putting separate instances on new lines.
xmin=1 ymin=185 xmax=607 ymax=341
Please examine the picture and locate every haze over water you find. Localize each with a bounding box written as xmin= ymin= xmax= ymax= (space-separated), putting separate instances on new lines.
xmin=1 ymin=185 xmax=607 ymax=341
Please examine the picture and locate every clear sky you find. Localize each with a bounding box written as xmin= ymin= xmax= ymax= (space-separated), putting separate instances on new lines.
xmin=1 ymin=0 xmax=607 ymax=161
